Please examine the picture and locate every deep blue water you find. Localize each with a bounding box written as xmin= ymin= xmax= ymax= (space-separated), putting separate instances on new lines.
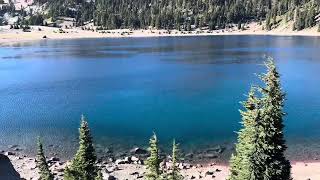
xmin=0 ymin=36 xmax=320 ymax=160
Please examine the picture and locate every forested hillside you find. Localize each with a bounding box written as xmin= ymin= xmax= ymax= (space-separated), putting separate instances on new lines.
xmin=4 ymin=0 xmax=320 ymax=31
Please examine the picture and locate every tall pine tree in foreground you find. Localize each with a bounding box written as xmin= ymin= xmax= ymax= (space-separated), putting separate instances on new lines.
xmin=64 ymin=115 xmax=102 ymax=180
xmin=145 ymin=133 xmax=162 ymax=180
xmin=229 ymin=88 xmax=261 ymax=180
xmin=255 ymin=58 xmax=291 ymax=179
xmin=36 ymin=137 xmax=54 ymax=180
xmin=167 ymin=139 xmax=183 ymax=180
xmin=229 ymin=58 xmax=291 ymax=180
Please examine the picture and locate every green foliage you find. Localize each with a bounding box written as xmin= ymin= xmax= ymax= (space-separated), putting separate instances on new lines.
xmin=228 ymin=88 xmax=261 ymax=180
xmin=167 ymin=140 xmax=183 ymax=180
xmin=33 ymin=0 xmax=318 ymax=31
xmin=28 ymin=14 xmax=45 ymax=25
xmin=293 ymin=4 xmax=318 ymax=31
xmin=145 ymin=133 xmax=162 ymax=180
xmin=95 ymin=170 xmax=103 ymax=180
xmin=293 ymin=8 xmax=305 ymax=31
xmin=229 ymin=58 xmax=291 ymax=180
xmin=64 ymin=115 xmax=101 ymax=180
xmin=255 ymin=58 xmax=291 ymax=180
xmin=305 ymin=7 xmax=316 ymax=28
xmin=36 ymin=137 xmax=54 ymax=180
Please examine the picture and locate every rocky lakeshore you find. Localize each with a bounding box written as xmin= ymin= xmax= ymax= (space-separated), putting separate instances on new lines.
xmin=1 ymin=142 xmax=232 ymax=164
xmin=3 ymin=148 xmax=229 ymax=180
xmin=1 ymin=145 xmax=320 ymax=180
xmin=3 ymin=152 xmax=320 ymax=180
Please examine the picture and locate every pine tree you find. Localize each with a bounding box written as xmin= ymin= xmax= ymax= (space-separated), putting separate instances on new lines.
xmin=228 ymin=88 xmax=261 ymax=180
xmin=167 ymin=139 xmax=183 ymax=180
xmin=229 ymin=58 xmax=291 ymax=180
xmin=306 ymin=8 xmax=315 ymax=28
xmin=145 ymin=133 xmax=162 ymax=180
xmin=266 ymin=12 xmax=272 ymax=31
xmin=255 ymin=58 xmax=291 ymax=180
xmin=36 ymin=137 xmax=54 ymax=180
xmin=64 ymin=115 xmax=101 ymax=180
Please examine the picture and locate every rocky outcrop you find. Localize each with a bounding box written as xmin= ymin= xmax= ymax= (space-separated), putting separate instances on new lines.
xmin=0 ymin=154 xmax=21 ymax=180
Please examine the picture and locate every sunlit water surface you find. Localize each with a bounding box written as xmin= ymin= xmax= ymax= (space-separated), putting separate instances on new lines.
xmin=1 ymin=36 xmax=320 ymax=161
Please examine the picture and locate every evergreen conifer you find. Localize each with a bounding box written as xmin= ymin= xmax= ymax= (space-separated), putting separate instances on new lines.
xmin=255 ymin=58 xmax=291 ymax=180
xmin=228 ymin=88 xmax=261 ymax=180
xmin=167 ymin=139 xmax=183 ymax=180
xmin=145 ymin=133 xmax=162 ymax=180
xmin=229 ymin=58 xmax=291 ymax=180
xmin=36 ymin=137 xmax=54 ymax=180
xmin=64 ymin=115 xmax=102 ymax=180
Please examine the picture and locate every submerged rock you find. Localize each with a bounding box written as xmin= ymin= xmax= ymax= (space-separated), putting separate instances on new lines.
xmin=105 ymin=147 xmax=113 ymax=153
xmin=13 ymin=148 xmax=21 ymax=151
xmin=203 ymin=153 xmax=218 ymax=159
xmin=206 ymin=145 xmax=225 ymax=154
xmin=8 ymin=145 xmax=19 ymax=149
xmin=130 ymin=147 xmax=148 ymax=155
xmin=185 ymin=153 xmax=194 ymax=159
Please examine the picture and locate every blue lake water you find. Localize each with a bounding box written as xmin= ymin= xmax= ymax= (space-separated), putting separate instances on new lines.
xmin=0 ymin=36 xmax=320 ymax=161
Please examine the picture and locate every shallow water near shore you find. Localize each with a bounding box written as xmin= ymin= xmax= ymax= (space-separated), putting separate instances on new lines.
xmin=0 ymin=36 xmax=320 ymax=162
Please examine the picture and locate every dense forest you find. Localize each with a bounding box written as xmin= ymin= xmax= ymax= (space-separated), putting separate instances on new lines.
xmin=1 ymin=0 xmax=319 ymax=30
xmin=34 ymin=0 xmax=319 ymax=30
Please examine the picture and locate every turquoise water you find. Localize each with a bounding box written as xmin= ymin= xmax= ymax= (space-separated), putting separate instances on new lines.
xmin=0 ymin=36 xmax=320 ymax=160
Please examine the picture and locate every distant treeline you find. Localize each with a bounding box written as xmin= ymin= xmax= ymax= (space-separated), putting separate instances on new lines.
xmin=29 ymin=0 xmax=319 ymax=31
xmin=1 ymin=0 xmax=319 ymax=31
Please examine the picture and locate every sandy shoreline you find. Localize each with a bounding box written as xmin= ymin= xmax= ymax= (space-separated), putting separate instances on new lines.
xmin=1 ymin=22 xmax=320 ymax=46
xmin=1 ymin=145 xmax=320 ymax=180
xmin=2 ymin=152 xmax=320 ymax=180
